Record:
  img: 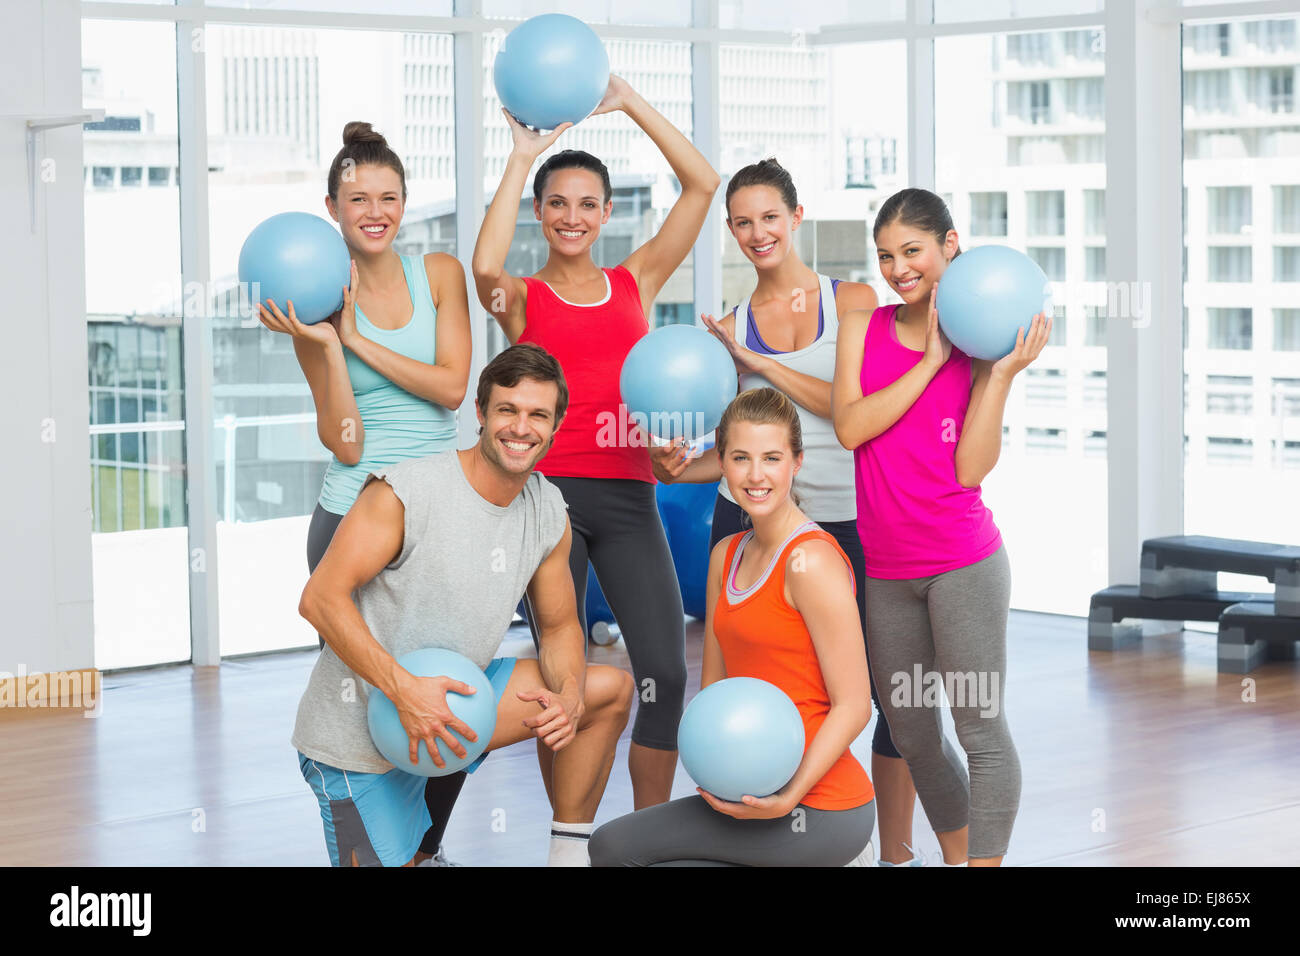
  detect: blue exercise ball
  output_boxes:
[621,325,738,441]
[934,245,1053,361]
[366,648,497,776]
[678,677,805,802]
[238,212,350,325]
[493,14,610,131]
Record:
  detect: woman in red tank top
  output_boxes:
[588,388,876,866]
[471,75,719,809]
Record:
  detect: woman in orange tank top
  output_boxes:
[589,388,876,866]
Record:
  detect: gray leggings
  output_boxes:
[589,796,875,867]
[863,545,1020,859]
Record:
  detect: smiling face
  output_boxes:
[475,377,563,478]
[327,163,405,252]
[726,184,802,272]
[534,166,611,256]
[873,219,960,307]
[720,421,803,521]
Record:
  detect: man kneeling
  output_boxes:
[292,343,633,867]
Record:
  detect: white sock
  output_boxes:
[547,820,593,867]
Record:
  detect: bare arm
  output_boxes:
[831,292,948,450]
[339,253,471,409]
[471,116,572,344]
[292,332,365,466]
[523,519,587,746]
[608,77,720,314]
[777,539,871,807]
[700,538,730,689]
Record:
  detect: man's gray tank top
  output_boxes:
[291,450,568,773]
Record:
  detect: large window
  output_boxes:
[717,41,907,313]
[83,19,191,670]
[938,28,1107,616]
[1183,16,1300,564]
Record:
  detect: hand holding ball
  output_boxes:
[238,212,350,325]
[493,14,610,131]
[934,245,1053,361]
[620,324,738,441]
[678,677,805,802]
[367,648,498,776]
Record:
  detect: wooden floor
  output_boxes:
[2,612,1298,866]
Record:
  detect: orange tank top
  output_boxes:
[712,522,875,811]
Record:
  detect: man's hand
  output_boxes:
[392,673,479,770]
[516,686,584,752]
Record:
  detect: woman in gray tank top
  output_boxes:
[650,158,925,867]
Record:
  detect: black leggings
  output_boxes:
[524,476,686,751]
[307,502,466,855]
[707,494,901,759]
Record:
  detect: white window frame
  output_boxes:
[80,0,1295,658]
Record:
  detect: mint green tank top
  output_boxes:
[318,253,459,514]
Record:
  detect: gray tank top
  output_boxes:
[292,450,569,773]
[718,274,857,522]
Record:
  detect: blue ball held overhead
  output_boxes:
[620,324,738,441]
[493,14,610,131]
[238,212,350,325]
[678,677,805,802]
[366,648,498,776]
[934,244,1053,361]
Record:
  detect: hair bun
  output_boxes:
[342,121,387,147]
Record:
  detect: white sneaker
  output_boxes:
[844,841,876,867]
[878,841,927,867]
[415,845,461,867]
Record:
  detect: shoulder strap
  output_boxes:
[817,274,839,332]
[733,293,754,350]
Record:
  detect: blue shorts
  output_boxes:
[299,656,516,867]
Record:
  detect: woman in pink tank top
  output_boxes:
[832,189,1050,867]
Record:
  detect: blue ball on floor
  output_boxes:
[678,677,805,802]
[935,245,1053,360]
[366,648,497,776]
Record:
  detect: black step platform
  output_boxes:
[1217,602,1300,674]
[1088,586,1269,651]
[1140,535,1300,615]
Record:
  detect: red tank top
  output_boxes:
[712,523,875,811]
[518,266,654,482]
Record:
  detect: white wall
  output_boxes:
[0,0,95,675]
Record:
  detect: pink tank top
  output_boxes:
[853,305,1002,579]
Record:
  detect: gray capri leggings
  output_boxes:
[524,475,686,751]
[589,796,875,867]
[863,545,1020,859]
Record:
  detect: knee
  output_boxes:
[587,820,621,868]
[588,666,635,723]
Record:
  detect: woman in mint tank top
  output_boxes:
[652,158,930,867]
[256,121,470,867]
[832,188,1051,867]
